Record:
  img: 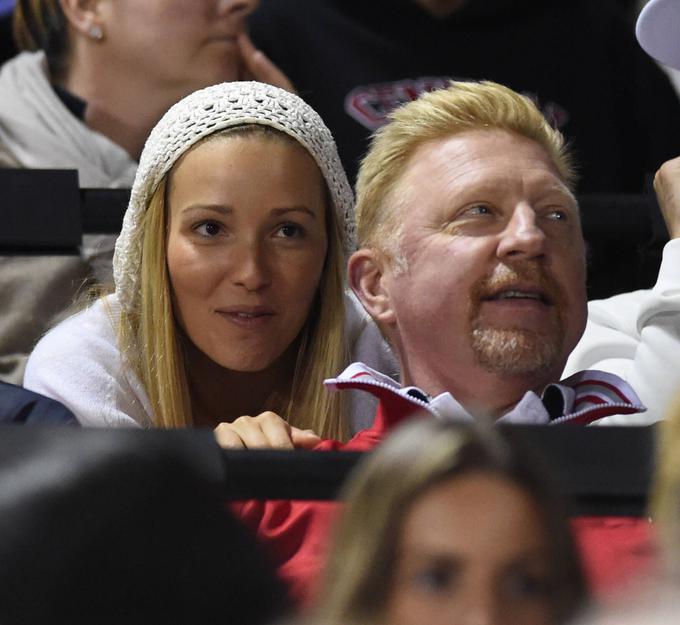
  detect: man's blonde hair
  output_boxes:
[355,80,575,251]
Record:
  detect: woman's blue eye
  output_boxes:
[194,221,221,237]
[276,224,304,238]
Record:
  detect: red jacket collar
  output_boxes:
[325,362,646,426]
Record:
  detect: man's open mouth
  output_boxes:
[483,288,551,305]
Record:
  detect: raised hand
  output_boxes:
[654,156,680,240]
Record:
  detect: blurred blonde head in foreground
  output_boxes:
[314,420,588,625]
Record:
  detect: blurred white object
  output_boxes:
[637,0,680,95]
[637,0,680,69]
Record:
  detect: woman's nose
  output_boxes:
[229,242,272,292]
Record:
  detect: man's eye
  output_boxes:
[465,204,492,216]
[275,223,305,238]
[194,221,222,237]
[546,209,568,221]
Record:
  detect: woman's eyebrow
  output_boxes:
[270,206,318,219]
[180,204,233,216]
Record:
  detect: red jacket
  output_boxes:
[233,363,651,604]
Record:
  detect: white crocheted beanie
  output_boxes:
[113,81,355,313]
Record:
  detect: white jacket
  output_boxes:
[564,238,680,424]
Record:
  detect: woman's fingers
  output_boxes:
[290,427,322,449]
[259,412,296,449]
[237,32,295,93]
[213,412,298,449]
[214,422,247,449]
[213,413,321,450]
[230,415,273,448]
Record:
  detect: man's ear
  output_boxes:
[348,248,396,326]
[59,0,105,40]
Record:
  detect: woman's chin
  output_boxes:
[208,349,287,375]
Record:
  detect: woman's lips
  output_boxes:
[215,307,276,328]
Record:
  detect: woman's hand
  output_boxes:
[237,32,296,93]
[214,411,321,449]
[654,156,680,240]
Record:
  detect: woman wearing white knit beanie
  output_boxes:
[23,81,395,445]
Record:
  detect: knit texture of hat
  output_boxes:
[113,81,355,314]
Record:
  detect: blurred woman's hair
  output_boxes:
[13,0,69,79]
[316,420,588,625]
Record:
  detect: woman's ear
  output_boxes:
[59,0,105,40]
[348,249,396,326]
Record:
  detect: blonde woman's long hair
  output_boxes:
[118,126,349,439]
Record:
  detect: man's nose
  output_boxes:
[496,203,546,261]
[230,241,271,292]
[217,0,258,19]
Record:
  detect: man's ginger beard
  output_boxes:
[469,264,566,376]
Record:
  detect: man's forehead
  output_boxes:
[387,129,579,229]
[389,129,572,203]
[406,128,561,177]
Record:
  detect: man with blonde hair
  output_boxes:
[235,82,652,604]
[333,80,644,424]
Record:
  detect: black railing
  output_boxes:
[0,169,129,253]
[0,424,656,515]
[220,425,656,516]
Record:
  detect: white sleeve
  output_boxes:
[23,298,153,428]
[564,239,680,425]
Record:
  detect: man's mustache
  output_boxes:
[469,263,566,310]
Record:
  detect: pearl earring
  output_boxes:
[88,25,104,41]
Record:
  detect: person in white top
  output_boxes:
[562,193,680,425]
[562,0,680,424]
[3,0,290,170]
[1,0,293,384]
[24,81,395,446]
